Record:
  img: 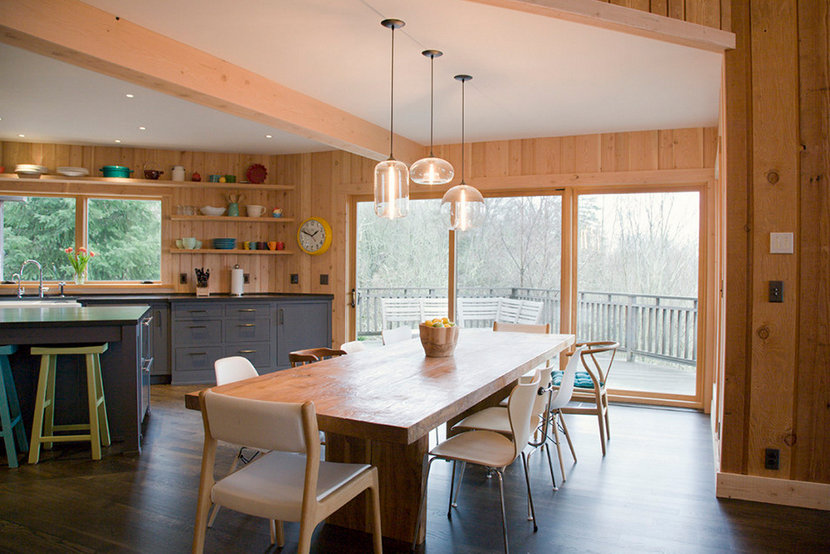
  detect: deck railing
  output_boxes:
[356,287,697,365]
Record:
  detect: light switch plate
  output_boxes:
[770,232,794,254]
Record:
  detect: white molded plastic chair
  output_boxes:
[413,371,542,554]
[381,325,412,345]
[214,355,258,386]
[193,390,383,553]
[340,340,366,354]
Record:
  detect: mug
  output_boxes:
[224,174,236,183]
[208,174,221,183]
[242,241,250,250]
[267,241,277,251]
[276,241,285,251]
[257,241,267,250]
[182,237,196,249]
[249,241,258,250]
[175,239,183,249]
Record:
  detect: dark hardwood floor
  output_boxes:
[0,385,827,553]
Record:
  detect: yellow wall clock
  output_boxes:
[297,216,332,255]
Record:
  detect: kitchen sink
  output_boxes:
[0,299,81,308]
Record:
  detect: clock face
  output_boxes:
[298,218,330,254]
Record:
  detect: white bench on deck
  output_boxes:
[380,297,544,329]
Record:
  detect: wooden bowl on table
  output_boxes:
[419,323,459,358]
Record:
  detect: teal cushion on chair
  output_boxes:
[552,370,600,389]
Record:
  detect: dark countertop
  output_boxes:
[0,293,334,305]
[0,305,150,328]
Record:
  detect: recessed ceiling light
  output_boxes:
[114,139,122,143]
[17,134,24,138]
[138,126,146,131]
[265,134,272,139]
[125,93,135,98]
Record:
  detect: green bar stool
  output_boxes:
[28,343,111,464]
[0,345,28,468]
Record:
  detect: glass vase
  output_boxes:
[74,273,85,285]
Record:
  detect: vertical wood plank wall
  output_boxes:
[722,0,830,486]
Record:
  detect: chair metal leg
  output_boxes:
[447,460,457,519]
[521,452,538,531]
[412,455,436,552]
[543,442,558,490]
[451,461,466,508]
[495,469,509,554]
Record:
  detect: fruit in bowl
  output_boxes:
[419,318,459,357]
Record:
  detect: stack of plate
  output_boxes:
[57,166,90,177]
[213,238,236,250]
[15,164,48,178]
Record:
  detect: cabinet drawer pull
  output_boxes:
[238,349,256,354]
[188,325,207,329]
[188,352,207,356]
[238,309,256,312]
[189,310,207,314]
[238,323,255,327]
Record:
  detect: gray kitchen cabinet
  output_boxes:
[275,299,332,369]
[150,304,170,379]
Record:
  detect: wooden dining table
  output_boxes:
[185,328,574,545]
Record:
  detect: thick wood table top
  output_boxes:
[186,329,574,444]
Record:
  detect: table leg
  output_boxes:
[325,432,429,545]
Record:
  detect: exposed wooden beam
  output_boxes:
[463,0,735,52]
[0,0,424,163]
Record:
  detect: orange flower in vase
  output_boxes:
[65,246,95,285]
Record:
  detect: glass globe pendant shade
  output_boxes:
[410,156,454,185]
[374,158,410,219]
[440,183,485,231]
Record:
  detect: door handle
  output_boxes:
[350,288,360,308]
[279,308,284,325]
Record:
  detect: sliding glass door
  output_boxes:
[576,191,700,397]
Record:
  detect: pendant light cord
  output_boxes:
[429,55,435,157]
[460,77,465,183]
[389,25,395,160]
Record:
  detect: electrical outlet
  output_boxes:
[320,274,329,285]
[764,448,780,470]
[179,273,187,285]
[769,281,783,303]
[243,273,250,284]
[290,274,299,284]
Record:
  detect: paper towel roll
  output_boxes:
[231,267,244,296]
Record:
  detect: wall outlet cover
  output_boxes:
[179,273,187,284]
[290,274,299,284]
[243,273,250,284]
[320,274,329,285]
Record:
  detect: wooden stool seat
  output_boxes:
[0,345,28,468]
[28,343,110,464]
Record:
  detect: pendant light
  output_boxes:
[440,75,485,231]
[410,50,454,185]
[374,18,409,220]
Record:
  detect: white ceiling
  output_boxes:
[0,0,722,155]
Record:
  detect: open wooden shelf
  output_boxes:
[168,248,293,255]
[170,215,294,223]
[0,174,294,191]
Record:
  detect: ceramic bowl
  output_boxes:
[246,205,265,217]
[200,206,226,216]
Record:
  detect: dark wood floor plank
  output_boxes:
[0,386,827,553]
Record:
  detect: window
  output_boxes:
[1,196,76,281]
[87,198,161,282]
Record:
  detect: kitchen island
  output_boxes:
[0,304,151,454]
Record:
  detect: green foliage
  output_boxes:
[3,197,75,280]
[2,196,161,282]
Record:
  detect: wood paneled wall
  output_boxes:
[721,0,830,487]
[602,0,724,29]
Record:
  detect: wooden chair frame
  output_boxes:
[560,341,619,456]
[288,347,347,367]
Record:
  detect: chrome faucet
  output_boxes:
[19,259,44,298]
[11,273,23,298]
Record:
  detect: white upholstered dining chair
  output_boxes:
[193,390,383,553]
[413,370,542,554]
